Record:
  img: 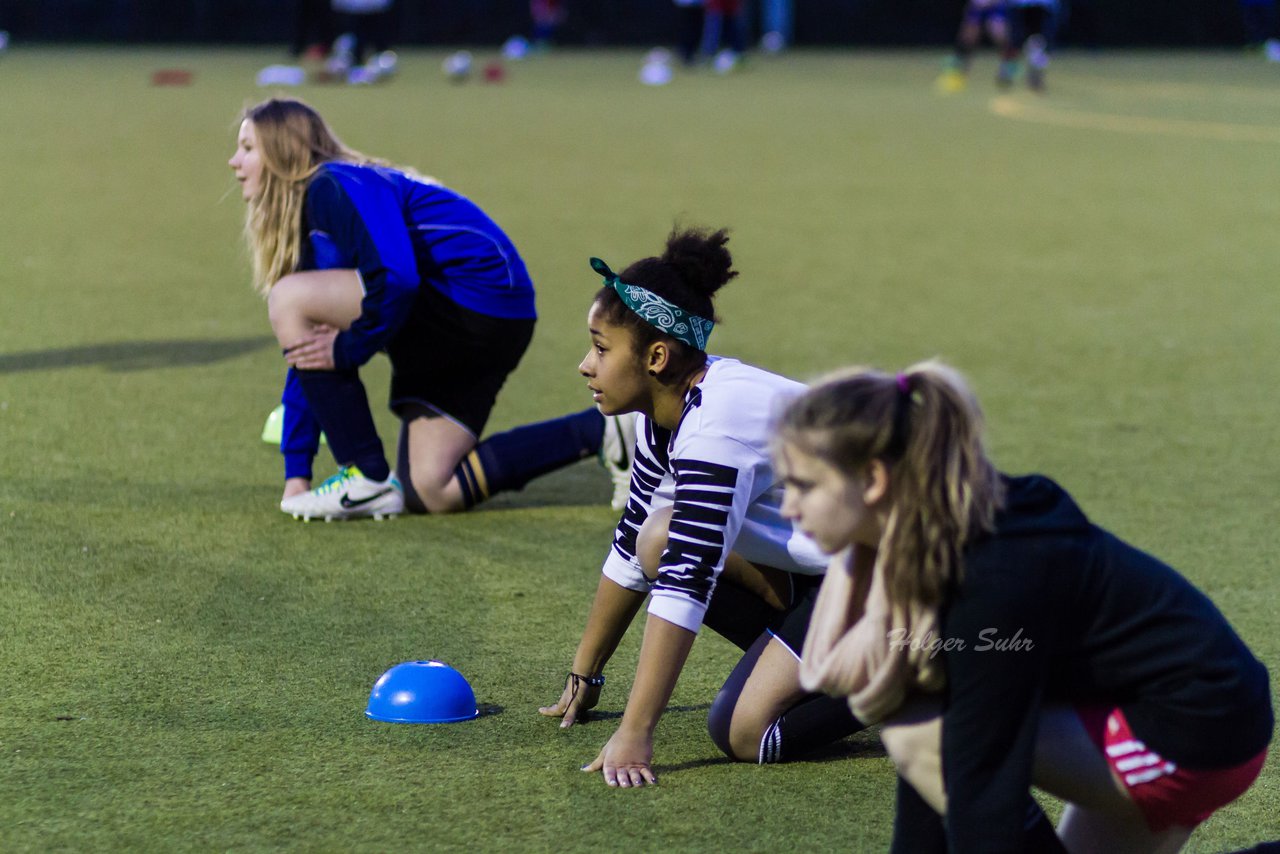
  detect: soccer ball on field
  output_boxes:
[442,50,473,82]
[638,47,673,86]
[501,35,530,60]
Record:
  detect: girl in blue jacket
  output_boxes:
[229,98,626,520]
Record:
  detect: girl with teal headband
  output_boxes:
[539,226,864,786]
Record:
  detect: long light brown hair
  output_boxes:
[238,98,377,296]
[778,360,1004,642]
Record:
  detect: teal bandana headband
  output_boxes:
[589,257,714,351]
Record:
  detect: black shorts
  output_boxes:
[385,283,536,437]
[767,573,823,658]
[703,572,823,657]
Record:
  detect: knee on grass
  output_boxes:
[707,689,770,763]
[396,463,465,514]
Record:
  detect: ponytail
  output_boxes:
[879,363,1003,612]
[778,360,1004,685]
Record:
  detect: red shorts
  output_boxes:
[1076,705,1268,831]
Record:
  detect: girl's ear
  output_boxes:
[864,459,890,506]
[646,342,670,377]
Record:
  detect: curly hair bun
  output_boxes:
[661,226,737,298]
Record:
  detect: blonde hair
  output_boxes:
[778,360,1004,688]
[238,98,380,296]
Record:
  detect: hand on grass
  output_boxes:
[283,324,339,371]
[538,674,600,728]
[283,478,311,500]
[581,729,657,788]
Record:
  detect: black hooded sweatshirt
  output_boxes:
[926,474,1272,853]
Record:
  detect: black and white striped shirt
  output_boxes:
[601,357,827,633]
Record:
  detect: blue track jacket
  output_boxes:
[279,162,535,480]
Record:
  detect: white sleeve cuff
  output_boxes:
[602,547,651,593]
[647,590,707,635]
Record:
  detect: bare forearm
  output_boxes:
[619,614,696,736]
[579,615,695,787]
[572,576,646,676]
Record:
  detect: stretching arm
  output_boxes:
[582,614,696,787]
[539,576,646,727]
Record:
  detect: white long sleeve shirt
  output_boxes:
[602,357,827,633]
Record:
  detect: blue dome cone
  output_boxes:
[366,660,479,724]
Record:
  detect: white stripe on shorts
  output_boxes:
[1115,752,1163,773]
[1106,739,1146,758]
[1125,761,1178,787]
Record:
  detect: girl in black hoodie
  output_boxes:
[775,360,1272,853]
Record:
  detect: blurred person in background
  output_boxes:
[327,0,398,82]
[758,0,792,52]
[935,0,1019,93]
[674,0,705,66]
[1239,0,1280,58]
[530,0,567,51]
[291,0,334,61]
[1014,0,1056,90]
[701,0,748,71]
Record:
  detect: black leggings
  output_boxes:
[700,577,864,763]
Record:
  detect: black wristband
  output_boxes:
[569,671,605,688]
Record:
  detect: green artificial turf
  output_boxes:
[1,46,1278,851]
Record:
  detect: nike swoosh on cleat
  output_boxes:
[339,488,394,509]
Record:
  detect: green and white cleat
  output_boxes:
[280,466,404,521]
[600,413,638,512]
